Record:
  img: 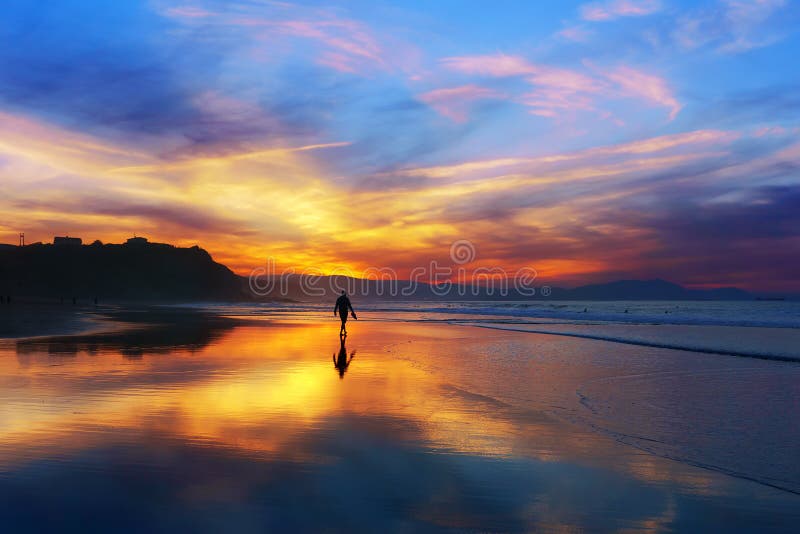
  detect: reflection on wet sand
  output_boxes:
[0,319,798,531]
[14,308,242,359]
[333,333,355,379]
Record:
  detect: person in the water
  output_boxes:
[334,290,357,335]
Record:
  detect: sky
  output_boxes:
[1,0,799,291]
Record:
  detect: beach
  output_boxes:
[0,302,107,338]
[1,304,799,532]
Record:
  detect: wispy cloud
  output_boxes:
[439,54,680,121]
[258,18,384,72]
[523,65,606,117]
[557,25,593,42]
[161,3,390,75]
[386,129,737,179]
[580,0,661,21]
[673,0,788,53]
[163,5,213,18]
[440,54,535,77]
[599,65,682,120]
[417,85,505,122]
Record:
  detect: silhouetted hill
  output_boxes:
[0,240,245,301]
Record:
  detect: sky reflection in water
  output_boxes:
[0,320,797,532]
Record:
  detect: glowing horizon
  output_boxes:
[1,1,799,291]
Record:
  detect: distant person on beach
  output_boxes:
[334,290,357,335]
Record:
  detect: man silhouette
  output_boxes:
[334,290,357,335]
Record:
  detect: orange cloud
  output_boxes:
[0,110,358,273]
[0,107,771,288]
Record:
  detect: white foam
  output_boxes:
[463,322,800,361]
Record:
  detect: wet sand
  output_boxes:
[0,314,798,532]
[0,302,103,338]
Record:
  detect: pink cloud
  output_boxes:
[595,129,738,155]
[232,18,384,71]
[162,5,388,75]
[752,125,800,138]
[558,26,593,42]
[580,0,661,21]
[521,88,597,118]
[600,65,681,120]
[441,54,607,118]
[529,66,604,94]
[164,6,213,19]
[440,54,535,77]
[275,20,383,63]
[521,68,603,117]
[388,128,738,180]
[317,52,360,74]
[418,85,505,122]
[440,55,682,122]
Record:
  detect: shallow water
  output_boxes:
[191,299,800,328]
[1,318,798,532]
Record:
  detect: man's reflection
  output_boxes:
[333,333,355,379]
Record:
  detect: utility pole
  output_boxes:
[19,233,24,247]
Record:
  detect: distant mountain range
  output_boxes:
[255,274,753,301]
[0,239,759,302]
[559,278,752,301]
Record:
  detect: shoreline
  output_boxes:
[5,302,800,361]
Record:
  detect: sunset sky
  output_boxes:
[1,0,799,290]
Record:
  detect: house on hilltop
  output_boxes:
[125,236,148,246]
[53,236,82,246]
